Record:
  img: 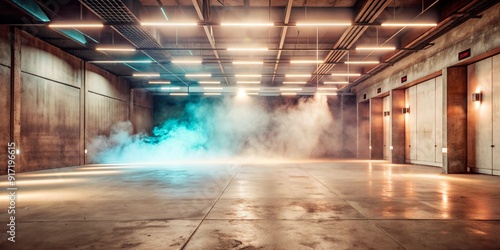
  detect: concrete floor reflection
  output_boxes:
[1,160,499,249]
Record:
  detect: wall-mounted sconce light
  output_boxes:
[383,111,390,116]
[402,107,410,114]
[472,92,482,102]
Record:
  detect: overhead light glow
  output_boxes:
[318,87,338,90]
[49,22,103,28]
[296,22,351,26]
[344,61,379,64]
[324,81,348,84]
[221,23,273,27]
[90,60,152,64]
[227,48,268,51]
[246,92,259,95]
[283,81,307,84]
[237,81,260,84]
[172,60,202,64]
[356,46,396,51]
[232,61,263,65]
[186,73,211,77]
[161,87,180,90]
[149,81,171,84]
[235,74,261,77]
[96,47,136,52]
[204,93,221,96]
[381,23,437,27]
[316,93,338,96]
[198,81,220,84]
[204,87,223,90]
[170,93,188,96]
[280,88,302,91]
[133,73,160,77]
[290,60,323,64]
[285,74,311,77]
[141,22,197,26]
[281,92,297,96]
[240,88,260,91]
[331,73,361,76]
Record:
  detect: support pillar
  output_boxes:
[357,101,370,158]
[443,67,468,173]
[10,27,21,171]
[370,98,384,159]
[391,90,406,163]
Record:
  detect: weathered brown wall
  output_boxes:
[18,31,83,172]
[0,28,152,174]
[0,26,11,175]
[86,63,130,136]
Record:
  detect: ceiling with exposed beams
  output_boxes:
[1,0,497,96]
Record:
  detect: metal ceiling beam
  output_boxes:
[351,0,497,90]
[309,0,392,83]
[271,0,293,85]
[192,0,228,85]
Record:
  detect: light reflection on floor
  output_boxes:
[0,159,499,249]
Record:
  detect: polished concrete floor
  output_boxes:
[1,159,500,249]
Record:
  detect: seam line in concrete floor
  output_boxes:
[179,164,243,250]
[297,164,409,250]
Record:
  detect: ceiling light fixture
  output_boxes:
[204,87,223,90]
[185,73,211,77]
[296,22,351,26]
[281,92,297,96]
[240,88,260,91]
[381,23,437,27]
[221,22,273,27]
[290,60,323,64]
[160,87,180,90]
[344,61,379,64]
[331,73,361,76]
[149,81,171,84]
[170,93,189,96]
[133,73,160,77]
[316,93,338,96]
[95,47,136,52]
[198,81,220,84]
[280,88,302,91]
[49,22,103,28]
[318,87,338,90]
[355,46,396,51]
[204,93,222,96]
[141,22,197,26]
[90,60,152,64]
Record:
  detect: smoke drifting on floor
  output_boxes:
[88,95,344,163]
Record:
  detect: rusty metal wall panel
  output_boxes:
[20,73,80,171]
[86,92,129,138]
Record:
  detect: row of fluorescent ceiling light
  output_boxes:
[48,21,437,28]
[159,86,339,96]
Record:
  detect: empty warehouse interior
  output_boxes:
[0,0,499,249]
